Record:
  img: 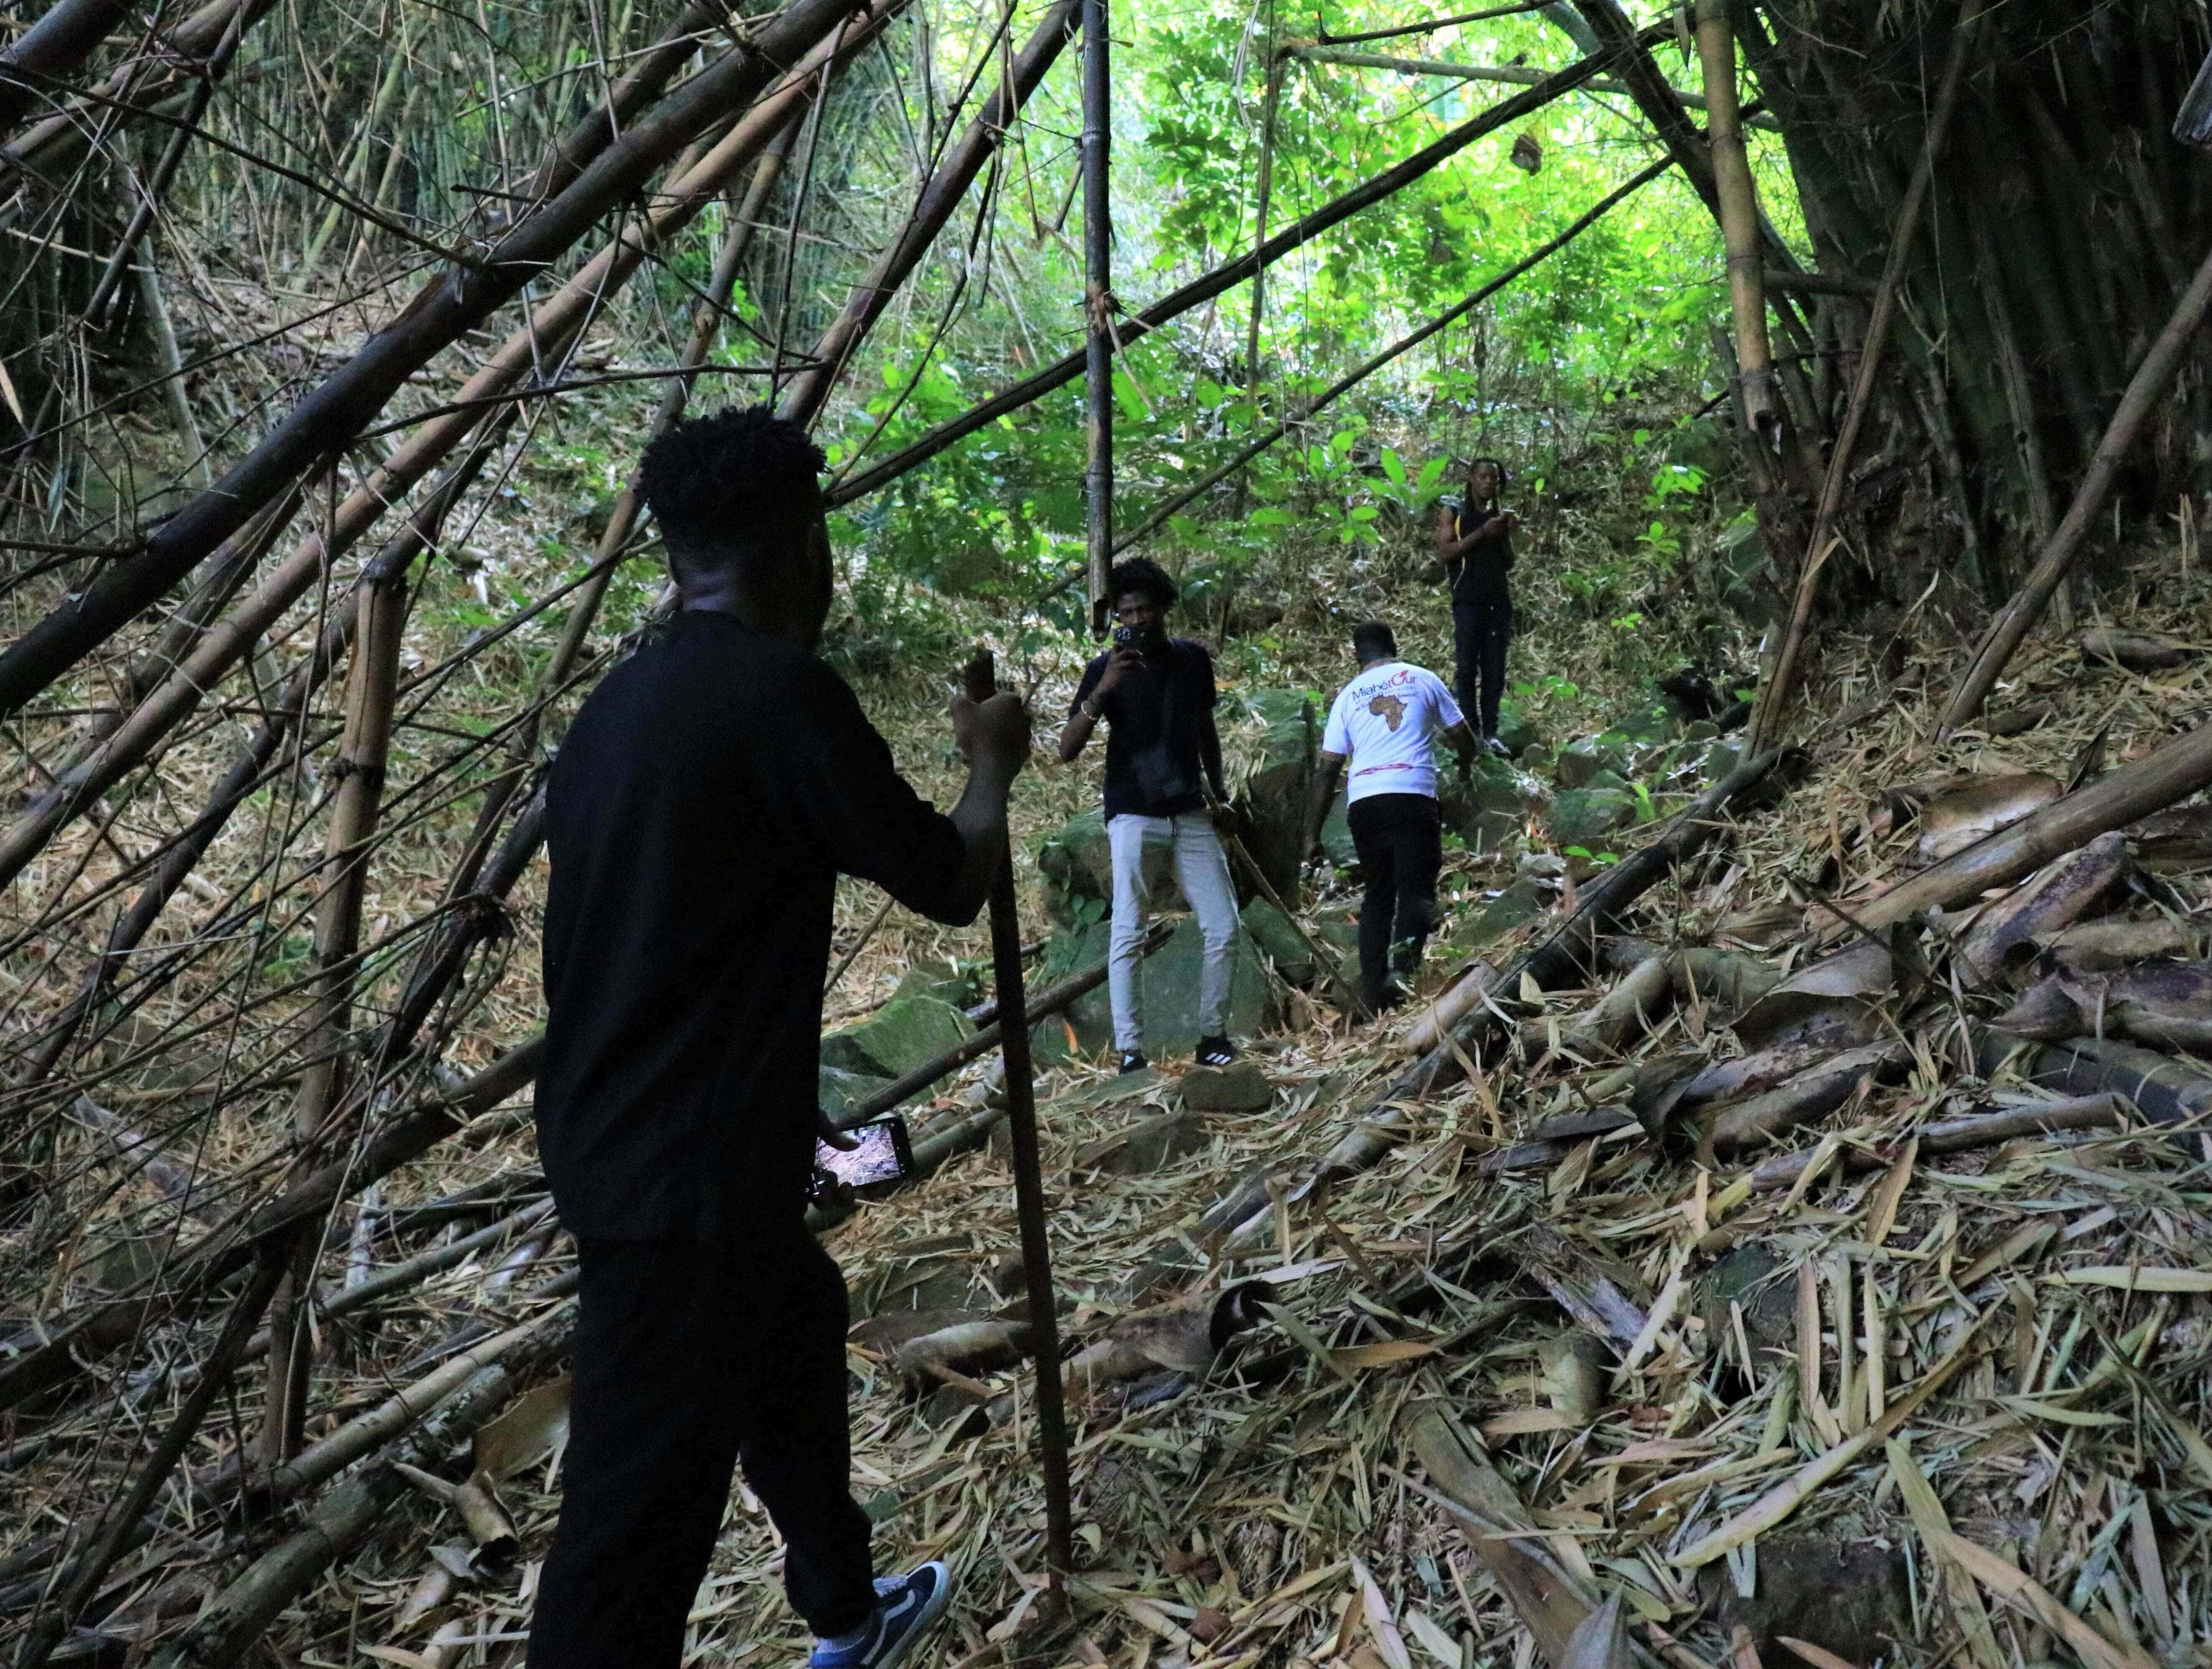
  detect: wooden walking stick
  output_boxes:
[961,649,1076,1584]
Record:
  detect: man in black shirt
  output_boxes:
[528,406,1029,1669]
[1057,558,1240,1073]
[1434,456,1518,752]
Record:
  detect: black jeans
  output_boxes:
[1347,794,1442,1005]
[1452,592,1511,738]
[527,1228,875,1669]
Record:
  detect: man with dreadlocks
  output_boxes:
[528,406,1030,1669]
[1434,455,1519,753]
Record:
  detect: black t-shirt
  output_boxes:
[538,611,968,1241]
[1069,637,1217,819]
[1447,504,1514,604]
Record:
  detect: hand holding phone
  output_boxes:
[811,1114,914,1200]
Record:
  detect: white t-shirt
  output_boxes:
[1321,661,1465,804]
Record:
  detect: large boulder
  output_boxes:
[1439,756,1546,853]
[892,957,979,1009]
[1554,736,1629,789]
[1039,808,1189,926]
[1240,895,1313,984]
[818,1063,896,1121]
[1057,916,1277,1057]
[1228,688,1320,903]
[821,994,973,1081]
[1610,701,1677,745]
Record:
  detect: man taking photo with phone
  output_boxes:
[1058,557,1241,1074]
[529,405,1030,1669]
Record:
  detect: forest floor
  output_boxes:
[12,429,2212,1669]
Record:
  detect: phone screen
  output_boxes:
[814,1119,911,1189]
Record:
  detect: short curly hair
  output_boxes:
[1106,556,1177,610]
[637,405,827,570]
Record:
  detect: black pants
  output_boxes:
[527,1228,875,1669]
[1347,794,1442,1005]
[1452,592,1511,738]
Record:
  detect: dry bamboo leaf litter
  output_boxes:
[10,577,2212,1669]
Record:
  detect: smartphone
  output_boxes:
[813,1115,914,1190]
[1111,625,1136,647]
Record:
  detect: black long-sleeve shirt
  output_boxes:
[538,611,968,1240]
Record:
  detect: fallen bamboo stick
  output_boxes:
[141,1311,575,1669]
[0,920,1161,1414]
[1284,43,1780,127]
[0,0,132,143]
[1747,1093,2124,1191]
[13,1250,286,1668]
[1831,718,2212,940]
[1125,751,1785,1288]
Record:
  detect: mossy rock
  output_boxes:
[1241,896,1313,983]
[892,957,979,1009]
[1555,736,1629,790]
[821,994,973,1081]
[818,1064,896,1120]
[1038,807,1190,927]
[1453,875,1550,949]
[1547,786,1636,852]
[1610,700,1677,744]
[1058,918,1277,1057]
[1439,756,1545,854]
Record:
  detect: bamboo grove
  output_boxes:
[0,0,2210,1662]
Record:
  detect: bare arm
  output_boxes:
[1441,718,1479,778]
[1437,507,1518,567]
[930,692,1030,925]
[1058,648,1137,762]
[1305,752,1346,858]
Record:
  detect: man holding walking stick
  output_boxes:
[528,406,1030,1669]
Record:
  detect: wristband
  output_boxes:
[1081,698,1103,721]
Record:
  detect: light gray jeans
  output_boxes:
[1107,812,1238,1055]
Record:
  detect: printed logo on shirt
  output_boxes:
[1367,693,1406,731]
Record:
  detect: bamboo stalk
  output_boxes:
[12,1249,285,1669]
[1939,232,2212,734]
[1747,0,1982,755]
[962,650,1073,1580]
[1836,717,2212,940]
[261,545,415,1465]
[0,1042,541,1414]
[141,1310,574,1669]
[0,0,133,138]
[1284,44,1780,127]
[1694,0,1778,446]
[1080,0,1113,630]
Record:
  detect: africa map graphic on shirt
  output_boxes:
[1367,693,1406,731]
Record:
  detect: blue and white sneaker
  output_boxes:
[810,1562,954,1669]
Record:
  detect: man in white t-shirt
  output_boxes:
[1303,621,1478,1009]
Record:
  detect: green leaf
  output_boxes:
[1380,448,1407,488]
